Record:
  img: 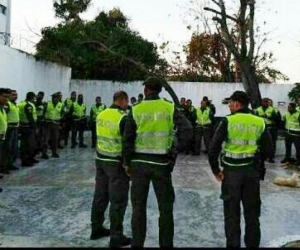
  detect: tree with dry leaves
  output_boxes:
[204,0,263,107]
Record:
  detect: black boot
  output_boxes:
[90,227,110,240]
[109,235,132,248]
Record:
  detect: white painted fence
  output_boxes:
[0,45,71,101]
[70,80,295,117]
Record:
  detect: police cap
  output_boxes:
[229,91,249,106]
[51,93,59,98]
[142,76,166,92]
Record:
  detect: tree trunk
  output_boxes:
[239,60,261,109]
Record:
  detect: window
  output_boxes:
[0,4,6,15]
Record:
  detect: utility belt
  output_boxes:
[20,122,31,128]
[44,119,61,125]
[286,129,300,137]
[195,124,212,129]
[73,116,86,122]
[221,153,257,170]
[8,122,19,128]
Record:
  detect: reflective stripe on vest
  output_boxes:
[7,101,19,124]
[132,99,174,155]
[0,108,7,138]
[91,104,106,120]
[256,106,275,125]
[224,113,265,160]
[73,102,86,119]
[96,108,126,157]
[45,101,63,121]
[196,108,211,126]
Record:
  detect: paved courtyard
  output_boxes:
[1,138,300,247]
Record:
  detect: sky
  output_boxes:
[10,0,300,84]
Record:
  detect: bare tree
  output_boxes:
[204,0,262,108]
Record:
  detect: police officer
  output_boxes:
[203,96,216,116]
[183,99,197,154]
[62,91,76,146]
[281,103,300,164]
[90,91,131,248]
[0,88,10,176]
[123,76,193,247]
[296,96,300,112]
[41,93,64,159]
[193,100,214,155]
[208,91,273,248]
[255,97,278,163]
[35,91,46,154]
[56,91,65,149]
[4,89,19,171]
[70,94,87,148]
[18,92,39,167]
[89,96,106,148]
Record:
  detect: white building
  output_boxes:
[0,0,11,45]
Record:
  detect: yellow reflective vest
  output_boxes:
[224,113,265,160]
[6,101,19,125]
[96,108,126,157]
[132,99,174,155]
[0,107,7,139]
[45,101,63,121]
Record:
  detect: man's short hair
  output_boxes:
[143,76,166,93]
[0,88,11,95]
[229,91,249,107]
[26,92,36,100]
[113,91,128,102]
[289,102,296,108]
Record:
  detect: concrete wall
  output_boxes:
[70,80,294,117]
[0,0,10,45]
[0,45,71,101]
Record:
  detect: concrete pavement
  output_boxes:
[0,141,300,247]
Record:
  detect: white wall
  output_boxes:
[0,45,71,102]
[0,0,10,45]
[70,80,294,117]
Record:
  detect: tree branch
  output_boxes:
[80,40,149,73]
[248,1,255,60]
[204,7,238,22]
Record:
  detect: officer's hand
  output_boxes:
[215,172,224,182]
[125,166,131,177]
[259,167,266,181]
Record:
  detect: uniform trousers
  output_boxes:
[221,168,261,248]
[284,132,300,161]
[42,122,60,155]
[71,119,86,146]
[91,160,129,237]
[194,125,213,154]
[19,126,36,163]
[3,127,18,169]
[130,162,175,247]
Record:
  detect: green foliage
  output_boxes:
[36,5,161,81]
[53,0,91,22]
[288,83,300,102]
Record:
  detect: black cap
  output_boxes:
[229,91,249,106]
[51,93,59,98]
[143,76,166,92]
